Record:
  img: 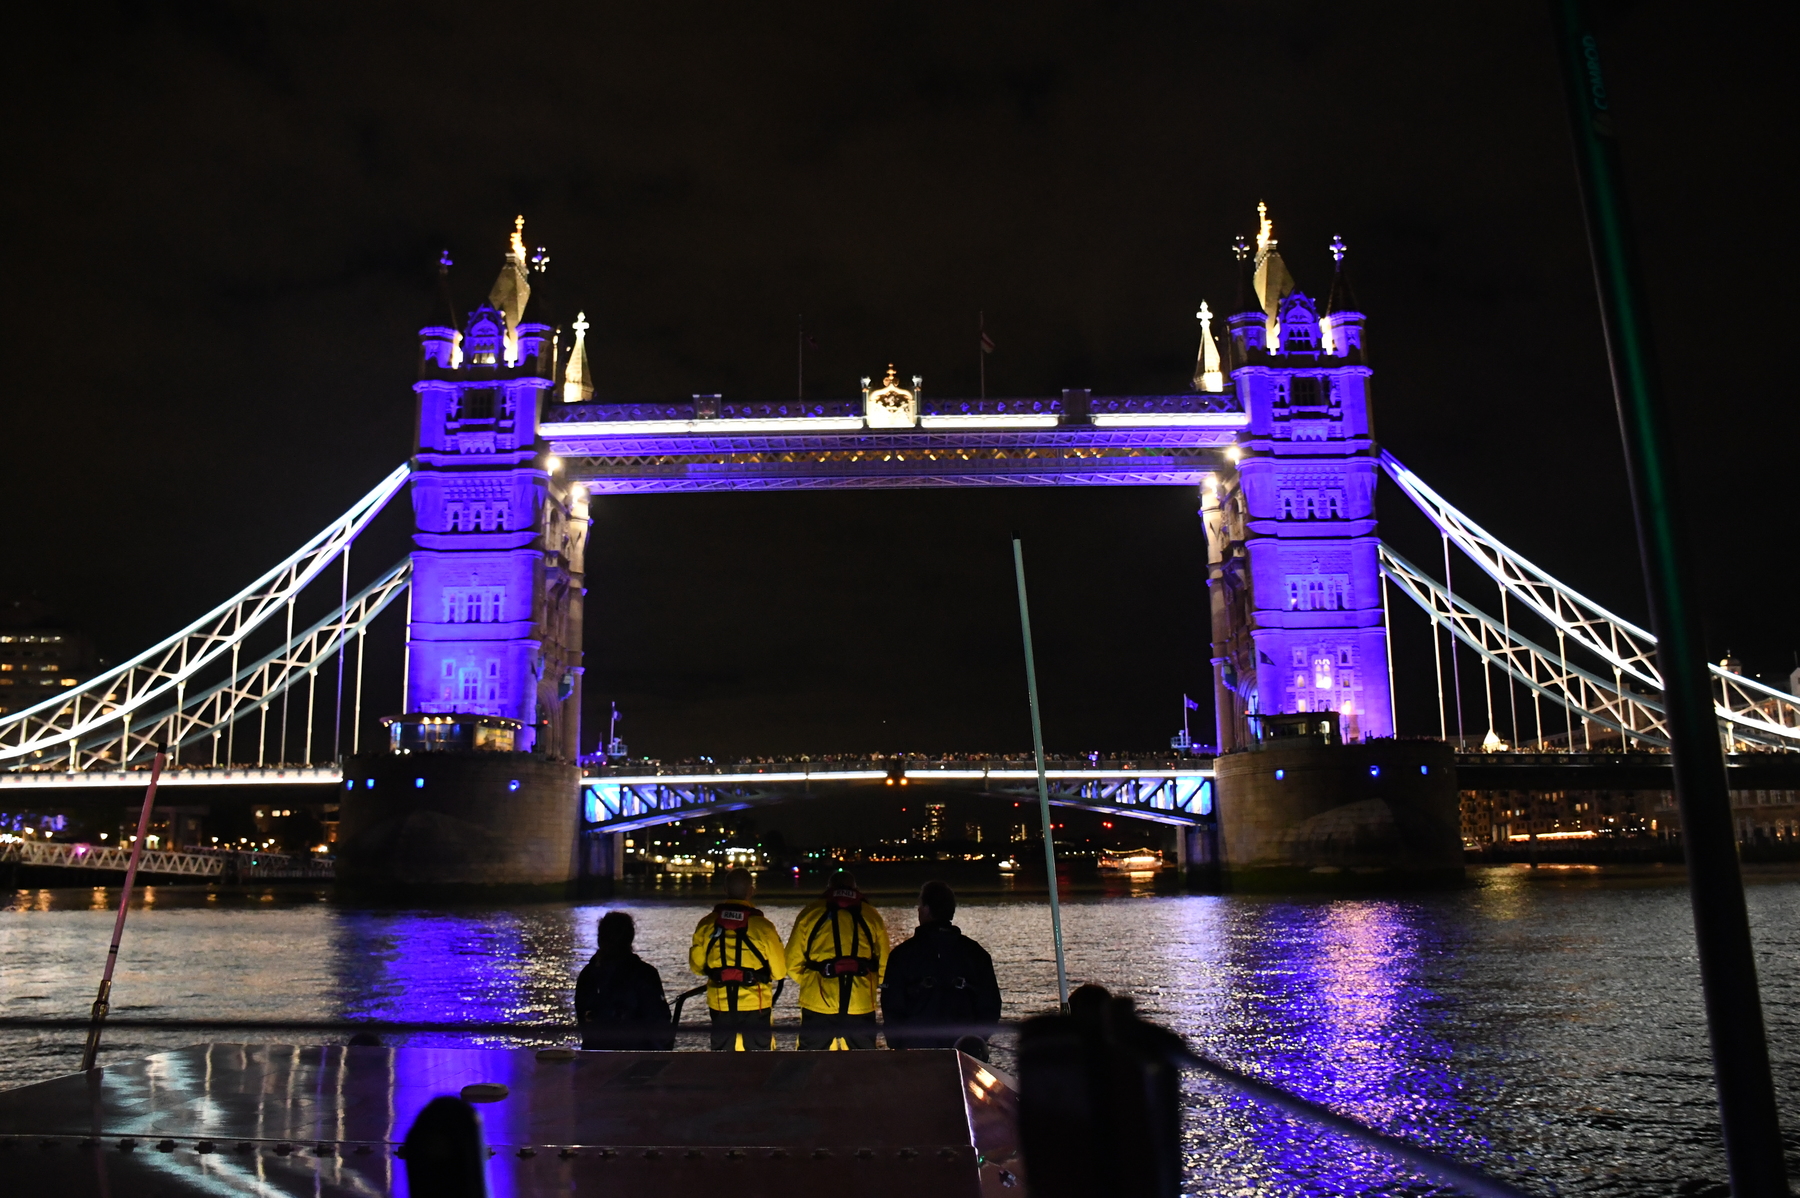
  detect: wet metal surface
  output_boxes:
[0,1044,1021,1196]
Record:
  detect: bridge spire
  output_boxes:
[1193,301,1223,393]
[488,215,533,360]
[1323,236,1365,357]
[1226,234,1266,365]
[1252,201,1295,351]
[562,311,594,404]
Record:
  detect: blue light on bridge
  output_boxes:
[365,778,375,789]
[1369,765,1381,778]
[1275,769,1285,781]
[414,777,424,789]
[508,780,520,792]
[1420,765,1430,775]
[343,780,353,791]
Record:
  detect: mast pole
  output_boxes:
[1012,536,1070,1013]
[80,751,165,1071]
[1549,4,1786,1191]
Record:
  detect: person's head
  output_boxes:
[1069,983,1112,1024]
[825,869,859,906]
[724,867,755,900]
[918,880,956,925]
[597,911,636,957]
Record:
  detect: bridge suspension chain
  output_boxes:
[1380,449,1666,687]
[1380,451,1800,749]
[1379,543,1800,752]
[0,464,412,770]
[66,558,414,771]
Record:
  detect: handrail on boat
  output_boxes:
[0,1013,1533,1197]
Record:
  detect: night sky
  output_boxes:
[3,0,1793,760]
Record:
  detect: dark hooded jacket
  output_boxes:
[880,921,1002,1049]
[575,951,674,1050]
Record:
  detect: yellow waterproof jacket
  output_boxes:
[689,903,788,1012]
[784,894,890,1015]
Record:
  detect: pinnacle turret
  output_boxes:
[1225,234,1267,363]
[1193,301,1224,392]
[1322,236,1365,357]
[563,312,594,403]
[487,216,533,355]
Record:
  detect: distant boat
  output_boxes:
[1098,848,1163,873]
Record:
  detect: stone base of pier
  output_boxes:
[335,752,580,891]
[1213,740,1463,890]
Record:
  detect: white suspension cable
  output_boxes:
[0,464,410,769]
[1381,450,1800,750]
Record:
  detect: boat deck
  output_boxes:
[0,1043,1022,1196]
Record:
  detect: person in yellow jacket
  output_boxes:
[784,870,890,1050]
[689,868,788,1051]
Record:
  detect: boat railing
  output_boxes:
[0,1012,1532,1197]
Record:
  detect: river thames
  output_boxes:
[4,865,1798,1195]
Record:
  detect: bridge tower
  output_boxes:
[1205,209,1390,749]
[1204,207,1460,887]
[404,218,587,757]
[338,219,591,890]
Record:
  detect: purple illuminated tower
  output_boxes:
[337,220,590,891]
[1206,208,1390,751]
[405,218,587,759]
[1205,207,1459,887]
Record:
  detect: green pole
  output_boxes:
[1012,537,1071,1014]
[1548,4,1787,1192]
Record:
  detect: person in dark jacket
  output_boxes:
[880,881,1002,1059]
[575,911,674,1050]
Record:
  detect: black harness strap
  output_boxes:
[804,898,881,1015]
[706,906,772,1013]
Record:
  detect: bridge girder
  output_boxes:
[579,769,1214,833]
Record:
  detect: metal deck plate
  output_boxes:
[0,1043,1022,1196]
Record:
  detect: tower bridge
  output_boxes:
[5,208,1798,889]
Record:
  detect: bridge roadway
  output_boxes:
[580,758,1216,832]
[5,753,1799,830]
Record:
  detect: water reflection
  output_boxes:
[330,910,573,1046]
[5,872,1799,1195]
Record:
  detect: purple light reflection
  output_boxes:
[1183,900,1483,1195]
[331,911,555,1049]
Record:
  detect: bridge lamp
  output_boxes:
[1226,446,1242,463]
[546,455,563,473]
[1368,765,1381,778]
[414,777,425,789]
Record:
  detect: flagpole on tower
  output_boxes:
[797,314,804,401]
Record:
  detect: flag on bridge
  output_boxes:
[1183,695,1200,711]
